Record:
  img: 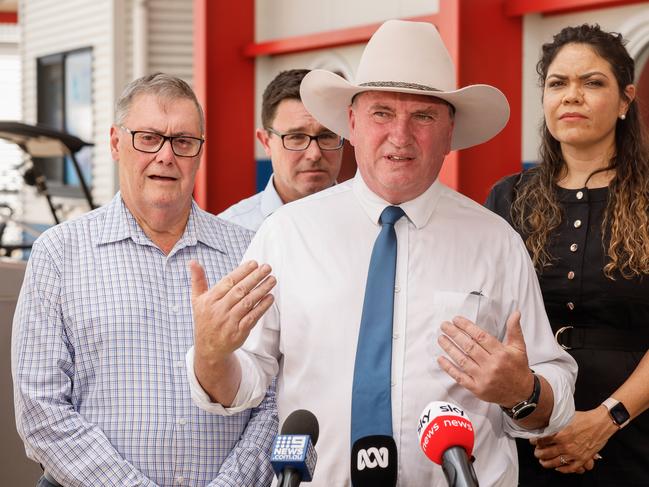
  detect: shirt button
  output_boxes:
[576,191,584,200]
[574,220,582,228]
[175,476,185,485]
[567,302,575,310]
[570,243,578,252]
[175,360,185,368]
[394,285,401,293]
[392,333,399,340]
[391,381,396,387]
[171,304,180,314]
[567,271,575,280]
[177,418,187,425]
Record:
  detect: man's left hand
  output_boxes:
[437,311,534,407]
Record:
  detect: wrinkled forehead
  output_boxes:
[352,90,454,112]
[129,92,201,122]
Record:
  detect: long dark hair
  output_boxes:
[511,24,649,278]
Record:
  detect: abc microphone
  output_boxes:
[351,435,398,486]
[417,401,479,487]
[271,409,319,487]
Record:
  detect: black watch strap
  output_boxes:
[501,373,541,420]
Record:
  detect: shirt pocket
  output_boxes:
[425,291,503,375]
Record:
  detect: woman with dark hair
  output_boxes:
[486,24,649,486]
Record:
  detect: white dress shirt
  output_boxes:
[188,173,577,487]
[218,175,284,231]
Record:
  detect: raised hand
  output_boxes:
[190,259,276,404]
[437,311,535,408]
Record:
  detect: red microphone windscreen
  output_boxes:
[417,401,475,465]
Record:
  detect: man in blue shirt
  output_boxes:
[218,69,344,231]
[12,73,277,487]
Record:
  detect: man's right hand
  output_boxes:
[190,259,276,404]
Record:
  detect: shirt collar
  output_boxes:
[96,192,135,245]
[352,171,443,229]
[97,192,225,253]
[260,175,285,219]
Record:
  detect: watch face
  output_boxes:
[610,403,630,425]
[512,402,537,420]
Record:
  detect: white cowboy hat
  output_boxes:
[300,19,510,151]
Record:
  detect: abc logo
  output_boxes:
[357,447,389,470]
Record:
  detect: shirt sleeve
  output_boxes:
[187,217,283,414]
[498,231,578,439]
[209,379,278,487]
[11,240,159,487]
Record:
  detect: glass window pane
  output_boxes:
[36,55,64,183]
[64,49,93,186]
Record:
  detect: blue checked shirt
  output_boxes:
[12,193,278,487]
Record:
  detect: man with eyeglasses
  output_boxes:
[12,73,277,487]
[218,69,343,231]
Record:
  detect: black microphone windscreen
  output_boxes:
[281,409,320,446]
[351,435,398,487]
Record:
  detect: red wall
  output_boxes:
[456,0,523,203]
[193,0,255,213]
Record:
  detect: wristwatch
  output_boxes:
[501,373,541,420]
[602,397,631,428]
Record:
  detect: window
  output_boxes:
[36,48,93,196]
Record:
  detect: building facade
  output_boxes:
[17,0,193,225]
[8,0,649,222]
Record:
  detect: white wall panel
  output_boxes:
[147,0,193,84]
[256,0,439,41]
[20,0,115,223]
[0,31,23,245]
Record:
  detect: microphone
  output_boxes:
[417,401,479,487]
[350,435,398,486]
[271,409,319,486]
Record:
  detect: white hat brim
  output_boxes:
[301,69,510,151]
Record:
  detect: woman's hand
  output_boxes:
[531,408,618,473]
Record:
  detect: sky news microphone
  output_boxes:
[271,409,319,487]
[351,435,398,486]
[417,401,479,487]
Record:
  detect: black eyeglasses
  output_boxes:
[120,126,205,157]
[266,127,344,151]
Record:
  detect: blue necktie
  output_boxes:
[351,205,405,444]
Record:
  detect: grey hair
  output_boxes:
[114,73,205,134]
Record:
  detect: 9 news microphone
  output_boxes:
[271,409,319,487]
[351,435,398,486]
[417,401,479,487]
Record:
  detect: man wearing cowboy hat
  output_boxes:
[186,20,577,486]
